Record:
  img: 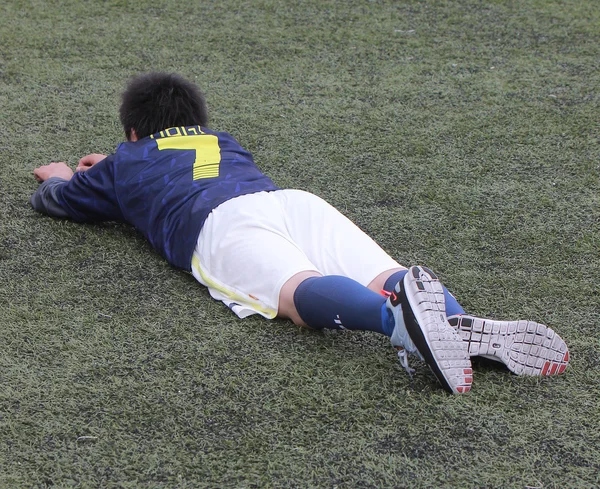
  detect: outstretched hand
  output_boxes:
[33,162,74,183]
[33,153,108,183]
[76,153,107,172]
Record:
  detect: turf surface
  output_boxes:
[1,0,599,487]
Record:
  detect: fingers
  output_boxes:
[77,153,107,171]
[75,164,90,173]
[33,164,51,182]
[33,162,74,182]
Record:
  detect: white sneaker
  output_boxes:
[387,266,473,394]
[447,315,569,376]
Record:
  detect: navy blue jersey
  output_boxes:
[50,126,279,270]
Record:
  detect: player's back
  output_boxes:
[111,126,279,268]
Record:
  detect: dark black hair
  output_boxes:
[119,72,209,140]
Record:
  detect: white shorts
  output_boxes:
[191,189,400,318]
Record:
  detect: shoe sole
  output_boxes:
[393,266,473,394]
[447,315,569,376]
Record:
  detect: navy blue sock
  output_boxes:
[383,269,466,317]
[293,276,393,336]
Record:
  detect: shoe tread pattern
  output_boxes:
[400,266,473,394]
[448,315,569,376]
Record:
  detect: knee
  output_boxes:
[278,270,322,325]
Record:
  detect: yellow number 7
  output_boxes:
[155,134,221,180]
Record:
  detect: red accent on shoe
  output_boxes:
[542,361,551,375]
[564,351,569,362]
[558,364,567,374]
[549,363,559,375]
[465,376,473,384]
[464,368,473,375]
[380,289,392,297]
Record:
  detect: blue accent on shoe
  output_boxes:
[381,303,395,337]
[293,275,388,334]
[383,270,408,293]
[387,291,419,357]
[382,269,465,316]
[444,289,465,316]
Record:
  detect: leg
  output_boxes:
[281,272,393,335]
[192,192,323,320]
[278,270,322,326]
[196,190,395,337]
[275,191,472,393]
[276,190,568,379]
[372,268,466,316]
[279,189,402,287]
[366,267,407,293]
[376,268,569,376]
[285,265,473,394]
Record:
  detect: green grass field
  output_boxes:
[1,0,599,487]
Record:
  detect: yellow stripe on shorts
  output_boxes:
[191,254,277,319]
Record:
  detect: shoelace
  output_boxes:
[396,347,416,377]
[383,288,422,378]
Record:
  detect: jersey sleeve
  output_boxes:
[34,155,125,223]
[58,155,125,222]
[30,177,71,218]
